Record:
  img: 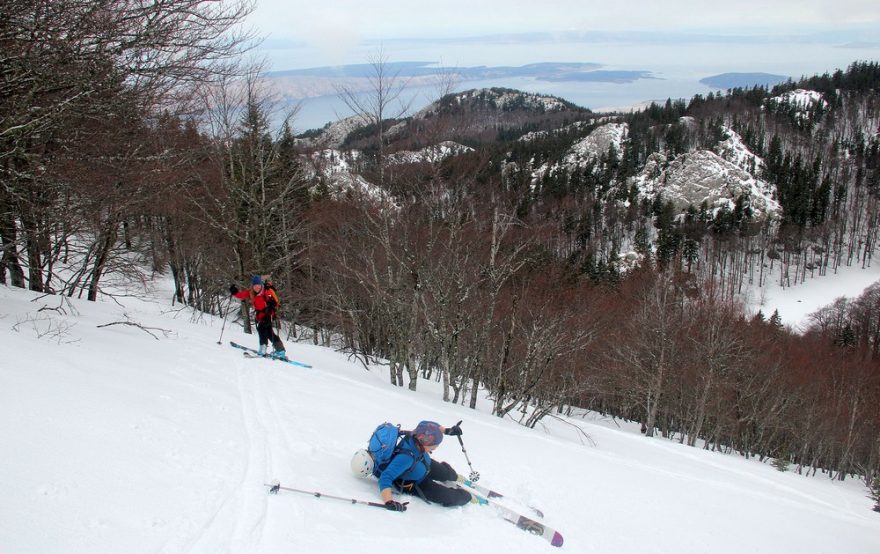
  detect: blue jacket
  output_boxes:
[376,436,431,491]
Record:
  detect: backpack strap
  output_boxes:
[391,437,429,478]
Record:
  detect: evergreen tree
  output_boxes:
[835,324,857,348]
[773,451,790,472]
[769,309,783,330]
[682,238,700,272]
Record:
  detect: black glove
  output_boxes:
[229,284,238,295]
[384,500,407,512]
[266,296,277,310]
[444,421,463,436]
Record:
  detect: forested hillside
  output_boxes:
[1,2,878,494]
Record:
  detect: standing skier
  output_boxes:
[351,421,472,511]
[229,275,286,358]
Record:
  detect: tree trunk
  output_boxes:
[87,218,119,301]
[0,205,26,287]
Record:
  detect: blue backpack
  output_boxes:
[368,423,406,471]
[368,422,426,476]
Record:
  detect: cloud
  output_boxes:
[250,0,880,40]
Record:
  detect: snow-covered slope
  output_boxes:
[770,89,827,111]
[516,120,594,143]
[746,260,880,331]
[715,126,765,175]
[298,115,368,149]
[387,141,474,165]
[430,88,575,115]
[307,149,390,202]
[768,89,828,123]
[2,281,879,554]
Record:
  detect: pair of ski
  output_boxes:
[450,478,563,547]
[230,341,312,368]
[266,478,563,547]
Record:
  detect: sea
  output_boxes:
[257,36,880,132]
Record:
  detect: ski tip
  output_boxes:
[551,532,564,547]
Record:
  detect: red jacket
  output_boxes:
[233,287,279,321]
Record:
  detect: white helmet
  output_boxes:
[350,449,374,478]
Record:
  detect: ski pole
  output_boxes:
[217,296,231,345]
[265,481,407,511]
[453,420,480,482]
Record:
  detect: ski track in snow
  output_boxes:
[157,359,271,554]
[3,282,880,554]
[230,361,271,552]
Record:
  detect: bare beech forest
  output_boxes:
[2,2,879,488]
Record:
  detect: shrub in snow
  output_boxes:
[772,453,790,473]
[872,476,880,512]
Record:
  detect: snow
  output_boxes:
[454,88,571,112]
[307,149,391,203]
[563,122,628,167]
[516,121,594,143]
[771,89,827,110]
[746,260,880,332]
[387,141,474,165]
[768,89,828,123]
[715,126,765,175]
[632,150,781,220]
[2,278,880,553]
[298,115,368,149]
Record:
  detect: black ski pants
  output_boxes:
[398,460,471,507]
[256,316,284,351]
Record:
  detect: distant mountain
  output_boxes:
[319,87,592,151]
[269,62,661,85]
[268,61,602,81]
[265,62,619,103]
[700,72,790,89]
[542,70,657,84]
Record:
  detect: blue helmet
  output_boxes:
[413,421,443,446]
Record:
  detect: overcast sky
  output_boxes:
[248,0,880,43]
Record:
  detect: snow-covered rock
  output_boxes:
[387,141,474,165]
[679,115,699,130]
[632,149,780,220]
[768,89,828,123]
[563,122,628,167]
[297,115,369,149]
[771,89,827,110]
[715,126,765,175]
[307,149,390,203]
[516,120,594,142]
[615,251,645,275]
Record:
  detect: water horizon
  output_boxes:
[257,37,880,132]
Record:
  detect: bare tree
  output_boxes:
[0,0,255,294]
[335,46,413,187]
[608,272,685,437]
